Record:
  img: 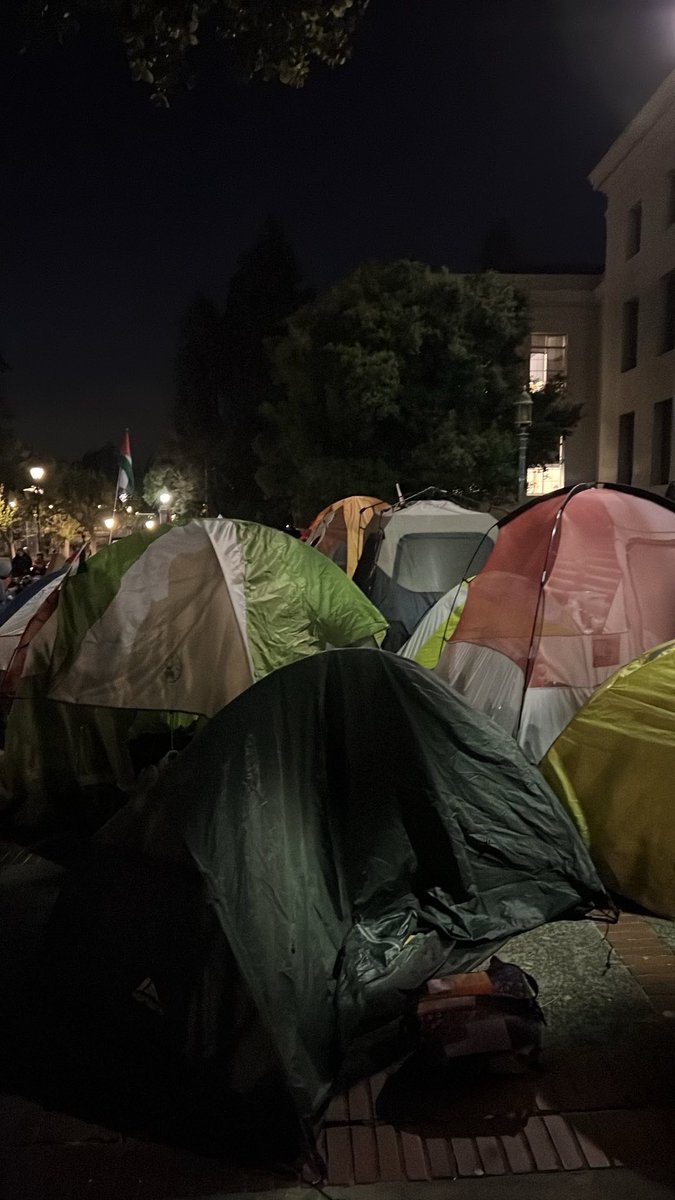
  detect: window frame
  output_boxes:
[651,398,673,486]
[621,297,639,373]
[617,411,635,485]
[528,332,568,392]
[660,270,675,355]
[626,201,642,259]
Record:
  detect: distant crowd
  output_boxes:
[1,547,56,603]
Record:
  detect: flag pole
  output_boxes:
[109,468,121,545]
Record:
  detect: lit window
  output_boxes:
[529,334,567,392]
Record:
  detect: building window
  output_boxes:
[651,398,673,485]
[529,333,567,391]
[617,412,635,485]
[621,298,639,372]
[661,270,675,353]
[626,202,642,258]
[667,172,675,226]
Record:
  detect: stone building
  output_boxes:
[590,68,675,494]
[502,272,602,493]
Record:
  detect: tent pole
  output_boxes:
[108,469,121,545]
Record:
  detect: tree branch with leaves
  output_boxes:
[14,0,371,102]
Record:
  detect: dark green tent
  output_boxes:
[45,650,607,1155]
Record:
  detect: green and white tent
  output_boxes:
[2,519,387,830]
[398,580,469,668]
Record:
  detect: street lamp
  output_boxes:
[514,389,534,505]
[104,517,115,532]
[145,518,157,531]
[159,491,172,525]
[26,465,45,552]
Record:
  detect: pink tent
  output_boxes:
[437,484,675,761]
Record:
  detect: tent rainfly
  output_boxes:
[437,483,675,762]
[541,639,675,919]
[305,495,389,577]
[1,519,387,829]
[354,498,496,651]
[44,650,608,1155]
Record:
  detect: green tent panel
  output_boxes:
[55,650,609,1144]
[1,520,387,831]
[541,638,675,918]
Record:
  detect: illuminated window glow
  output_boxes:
[529,333,567,391]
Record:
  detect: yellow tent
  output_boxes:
[541,640,675,917]
[398,581,469,668]
[305,496,388,578]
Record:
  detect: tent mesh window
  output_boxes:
[392,533,493,595]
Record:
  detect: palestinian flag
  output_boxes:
[118,429,134,498]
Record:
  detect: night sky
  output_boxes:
[2,0,675,467]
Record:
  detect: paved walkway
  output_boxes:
[316,914,675,1190]
[2,912,675,1198]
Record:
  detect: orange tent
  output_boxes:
[305,496,388,577]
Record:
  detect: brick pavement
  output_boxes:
[2,914,675,1198]
[317,914,675,1187]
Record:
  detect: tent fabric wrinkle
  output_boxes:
[356,499,496,652]
[372,501,496,579]
[541,637,675,918]
[398,580,468,668]
[438,484,675,759]
[0,519,387,830]
[78,649,606,1138]
[48,526,254,714]
[305,495,389,577]
[0,572,65,672]
[204,518,255,676]
[235,521,387,679]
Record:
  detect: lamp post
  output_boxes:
[27,465,45,553]
[159,491,172,525]
[514,389,534,505]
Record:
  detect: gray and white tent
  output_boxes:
[354,498,496,650]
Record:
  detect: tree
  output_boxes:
[81,443,120,481]
[42,505,84,553]
[173,294,226,514]
[45,462,111,546]
[257,262,581,521]
[143,457,202,518]
[172,220,310,520]
[0,354,29,495]
[527,376,583,468]
[14,0,370,102]
[218,217,311,519]
[0,486,21,556]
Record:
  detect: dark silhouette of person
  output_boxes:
[11,547,32,577]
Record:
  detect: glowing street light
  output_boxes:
[104,517,115,531]
[159,491,172,525]
[145,518,157,530]
[26,465,46,551]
